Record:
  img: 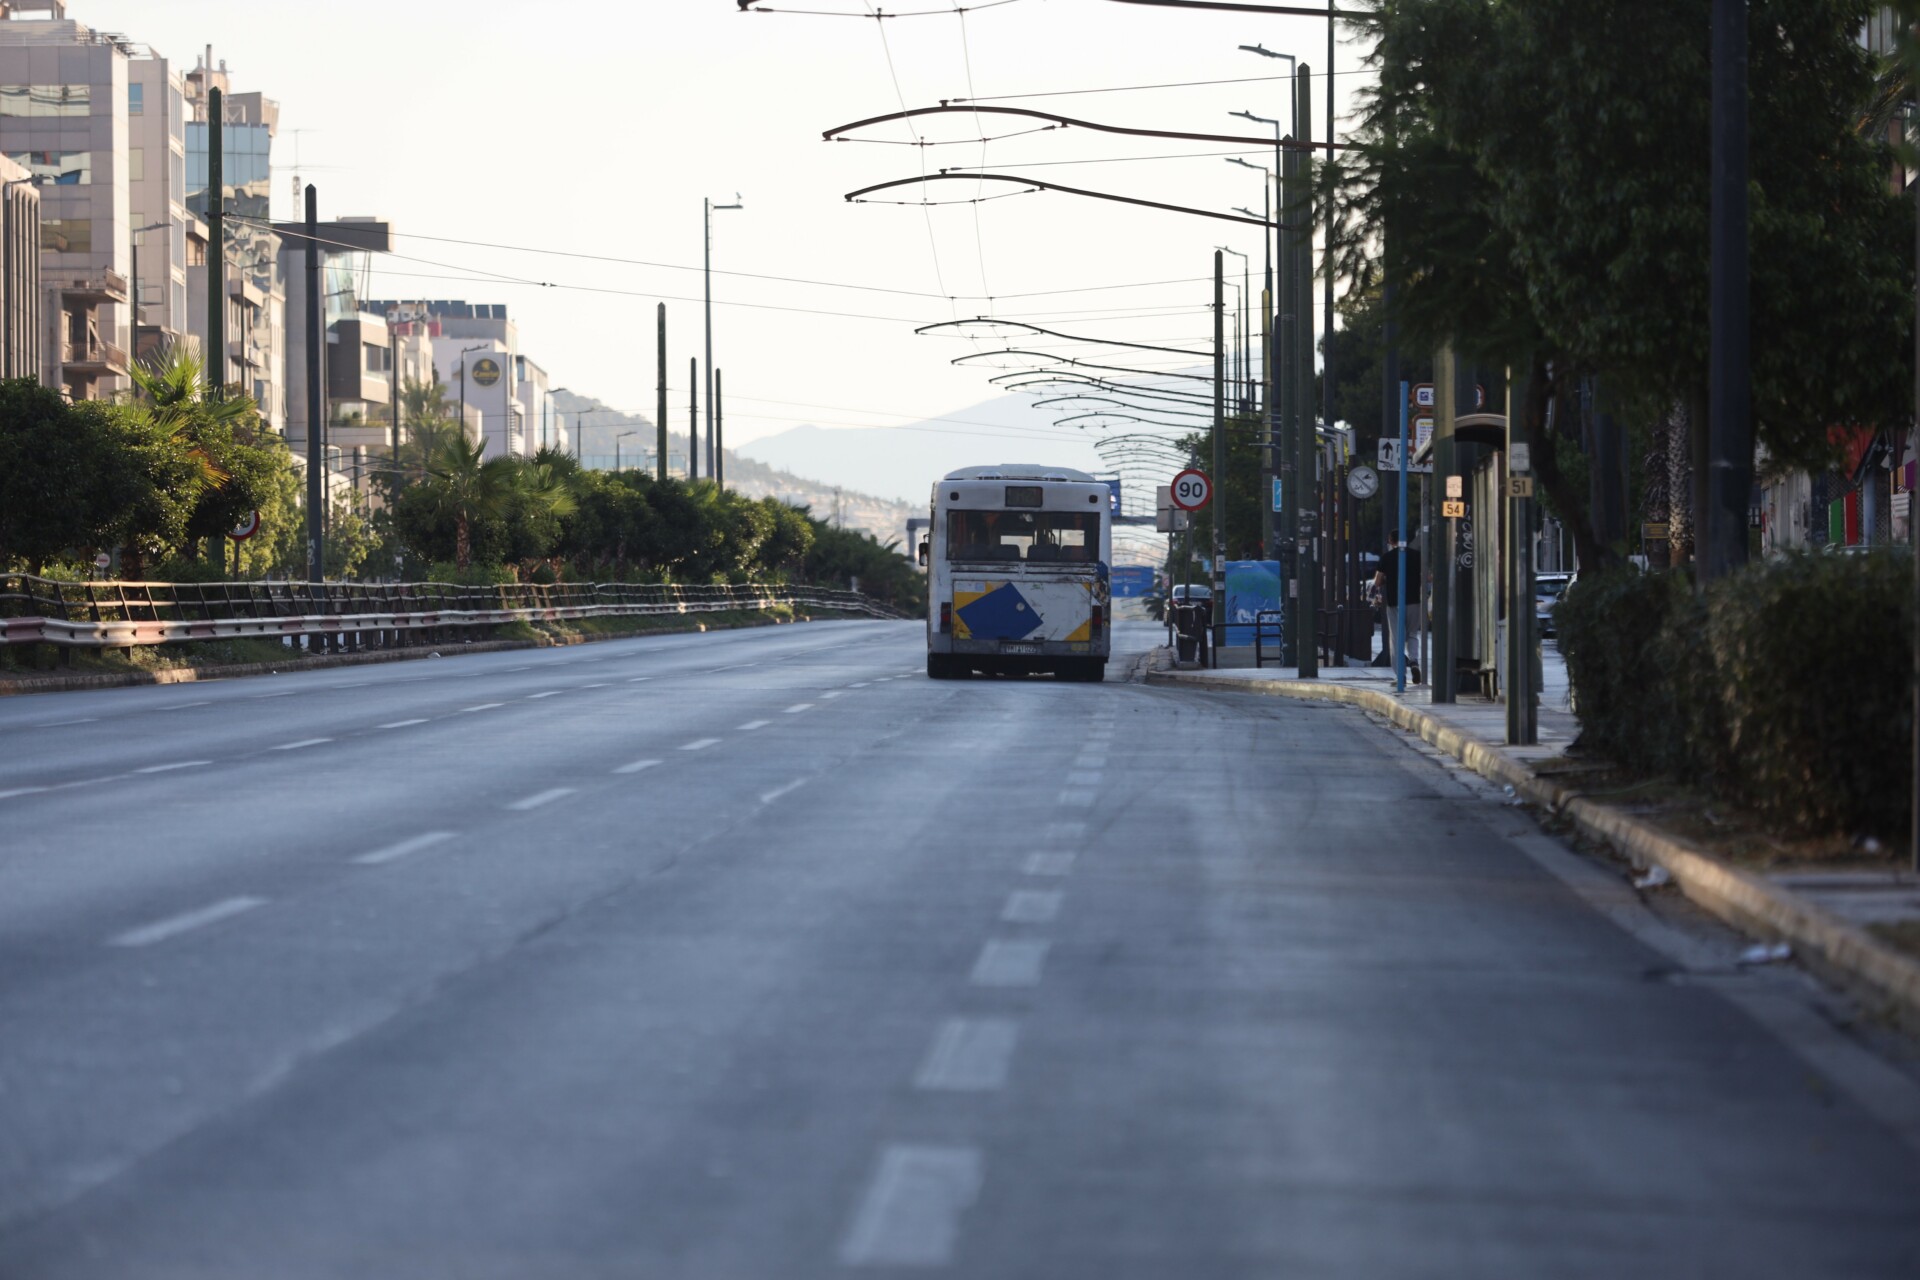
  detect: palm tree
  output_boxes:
[424,434,519,569]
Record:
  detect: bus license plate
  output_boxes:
[1001,642,1041,655]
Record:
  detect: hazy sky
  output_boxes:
[83,0,1371,461]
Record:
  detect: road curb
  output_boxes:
[0,612,847,698]
[1148,667,1920,1025]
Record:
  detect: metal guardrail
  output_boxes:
[0,576,909,650]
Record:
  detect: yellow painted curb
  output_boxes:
[1149,668,1920,1023]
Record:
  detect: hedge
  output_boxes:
[1557,551,1912,839]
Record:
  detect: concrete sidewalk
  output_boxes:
[1147,645,1920,1027]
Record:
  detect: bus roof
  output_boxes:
[941,464,1098,483]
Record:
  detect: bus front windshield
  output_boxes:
[948,509,1099,563]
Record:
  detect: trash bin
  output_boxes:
[1176,633,1198,663]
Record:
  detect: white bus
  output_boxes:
[921,465,1112,681]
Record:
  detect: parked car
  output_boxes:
[1535,572,1574,638]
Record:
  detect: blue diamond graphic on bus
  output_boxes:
[955,583,1042,641]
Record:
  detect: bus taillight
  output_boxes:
[939,602,953,633]
[1091,604,1104,633]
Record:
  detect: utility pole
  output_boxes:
[715,368,725,490]
[689,356,698,481]
[656,302,668,482]
[1279,133,1297,665]
[1212,249,1226,659]
[1294,66,1318,679]
[703,195,743,480]
[206,87,223,400]
[1431,343,1457,703]
[304,183,323,584]
[1506,367,1537,744]
[1707,0,1751,580]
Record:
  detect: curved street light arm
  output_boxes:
[1107,0,1366,17]
[994,372,1217,407]
[958,349,1213,384]
[916,317,1208,358]
[847,173,1273,228]
[823,102,1341,151]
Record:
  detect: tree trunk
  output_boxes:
[1670,391,1700,566]
[1521,354,1613,573]
[1644,410,1672,570]
[456,514,471,570]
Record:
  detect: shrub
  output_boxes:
[1559,551,1913,840]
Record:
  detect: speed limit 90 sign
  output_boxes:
[1170,469,1212,511]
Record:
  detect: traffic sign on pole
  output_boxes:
[1170,469,1212,511]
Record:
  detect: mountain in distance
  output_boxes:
[735,391,1110,507]
[551,388,920,548]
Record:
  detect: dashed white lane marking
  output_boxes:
[969,938,1049,988]
[1002,889,1063,924]
[271,738,333,752]
[1045,822,1086,841]
[1056,788,1096,808]
[820,691,844,700]
[914,1018,1019,1092]
[784,703,814,714]
[1065,770,1102,788]
[354,830,457,866]
[250,692,296,699]
[134,760,212,774]
[1024,852,1076,876]
[737,720,771,731]
[152,700,211,712]
[507,787,575,811]
[849,682,871,689]
[613,758,663,775]
[1074,755,1107,771]
[627,676,654,683]
[378,719,429,729]
[460,703,504,713]
[839,1145,984,1268]
[109,896,266,948]
[334,682,371,690]
[0,786,50,800]
[680,738,722,752]
[503,665,532,672]
[526,691,562,699]
[759,778,807,804]
[583,683,612,689]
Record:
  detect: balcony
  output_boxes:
[60,340,129,374]
[55,271,129,305]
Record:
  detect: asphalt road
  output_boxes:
[1,619,1917,1278]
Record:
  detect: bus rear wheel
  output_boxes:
[1058,659,1106,683]
[927,654,962,679]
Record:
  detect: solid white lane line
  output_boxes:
[737,720,770,731]
[1024,852,1077,877]
[914,1018,1019,1092]
[507,787,575,811]
[1002,889,1064,925]
[680,738,722,752]
[1056,788,1096,808]
[271,738,333,751]
[460,703,504,713]
[1065,770,1102,787]
[613,758,663,775]
[152,700,211,712]
[354,830,457,866]
[1045,822,1086,841]
[839,1145,984,1268]
[759,778,807,804]
[134,760,212,774]
[378,718,430,729]
[784,703,814,713]
[970,939,1049,988]
[0,786,50,800]
[526,691,562,699]
[110,896,266,948]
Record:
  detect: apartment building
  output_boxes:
[367,299,531,458]
[0,1,130,399]
[0,150,40,378]
[125,46,186,365]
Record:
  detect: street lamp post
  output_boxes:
[457,342,487,452]
[129,220,167,367]
[703,194,743,485]
[615,430,638,473]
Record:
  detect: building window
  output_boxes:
[0,84,91,117]
[365,343,390,373]
[41,220,90,254]
[8,150,90,185]
[128,82,144,115]
[128,148,144,183]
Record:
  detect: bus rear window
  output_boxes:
[948,510,1099,562]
